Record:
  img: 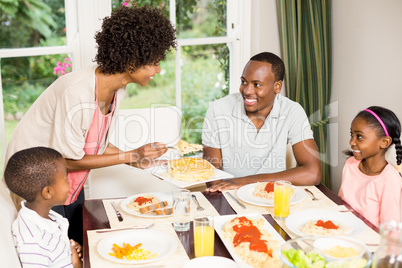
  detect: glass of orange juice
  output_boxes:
[274,180,292,220]
[193,216,214,257]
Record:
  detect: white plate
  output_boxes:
[214,213,285,268]
[120,192,173,218]
[236,183,306,207]
[146,163,234,188]
[97,229,177,264]
[183,256,239,268]
[285,209,366,237]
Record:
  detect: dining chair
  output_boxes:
[0,183,21,267]
[286,143,297,169]
[85,106,183,199]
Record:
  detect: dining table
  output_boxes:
[82,183,380,267]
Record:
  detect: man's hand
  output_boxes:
[206,178,246,192]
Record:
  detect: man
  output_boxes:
[202,52,321,192]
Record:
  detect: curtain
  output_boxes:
[276,0,332,188]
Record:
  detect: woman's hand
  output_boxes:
[129,142,168,169]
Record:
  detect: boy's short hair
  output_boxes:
[4,147,63,202]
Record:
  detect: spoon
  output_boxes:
[191,194,205,211]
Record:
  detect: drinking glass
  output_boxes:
[372,221,402,267]
[193,216,214,257]
[172,189,191,231]
[274,180,292,220]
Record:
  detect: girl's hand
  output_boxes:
[129,142,168,169]
[70,240,83,268]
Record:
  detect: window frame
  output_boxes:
[0,0,250,162]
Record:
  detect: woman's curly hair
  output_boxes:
[95,6,177,74]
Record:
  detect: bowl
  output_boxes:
[313,237,366,262]
[279,236,372,268]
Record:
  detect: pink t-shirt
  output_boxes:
[339,157,402,227]
[66,79,116,205]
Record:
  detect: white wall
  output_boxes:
[331,0,402,192]
[251,0,402,192]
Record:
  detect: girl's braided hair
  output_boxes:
[353,106,402,174]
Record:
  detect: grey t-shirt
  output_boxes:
[202,93,314,177]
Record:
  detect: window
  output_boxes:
[0,0,249,169]
[113,0,246,143]
[0,0,78,167]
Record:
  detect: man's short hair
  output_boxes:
[4,147,63,202]
[250,52,285,82]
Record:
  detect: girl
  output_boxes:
[339,106,402,227]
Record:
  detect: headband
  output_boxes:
[364,109,389,137]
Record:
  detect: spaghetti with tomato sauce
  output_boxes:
[252,182,295,200]
[223,216,280,268]
[126,194,160,213]
[299,219,350,236]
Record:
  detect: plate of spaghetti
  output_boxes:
[214,213,285,268]
[97,229,177,264]
[120,192,173,218]
[285,209,366,237]
[236,182,306,207]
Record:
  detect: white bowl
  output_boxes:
[279,236,372,268]
[183,256,239,268]
[313,237,366,262]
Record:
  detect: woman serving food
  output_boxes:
[3,5,177,244]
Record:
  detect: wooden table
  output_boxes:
[82,184,378,267]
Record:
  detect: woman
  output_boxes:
[4,5,177,243]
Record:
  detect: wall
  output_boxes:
[251,0,402,192]
[331,0,402,191]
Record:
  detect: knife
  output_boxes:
[111,202,123,221]
[227,192,247,209]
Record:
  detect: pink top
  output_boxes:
[339,157,402,227]
[66,77,116,205]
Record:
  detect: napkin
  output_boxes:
[87,222,189,267]
[104,192,219,229]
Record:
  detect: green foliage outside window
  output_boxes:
[1,0,230,145]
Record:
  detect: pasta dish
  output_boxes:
[126,194,160,213]
[222,216,281,268]
[299,219,350,236]
[168,157,214,182]
[252,182,295,199]
[174,140,203,156]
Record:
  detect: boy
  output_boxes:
[4,147,82,268]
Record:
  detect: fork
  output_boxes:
[95,223,155,233]
[304,188,319,201]
[191,194,205,211]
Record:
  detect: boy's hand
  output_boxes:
[70,240,83,268]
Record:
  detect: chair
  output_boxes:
[85,106,183,199]
[0,183,21,267]
[286,143,297,169]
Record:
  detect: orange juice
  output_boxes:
[194,225,214,257]
[274,181,292,220]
